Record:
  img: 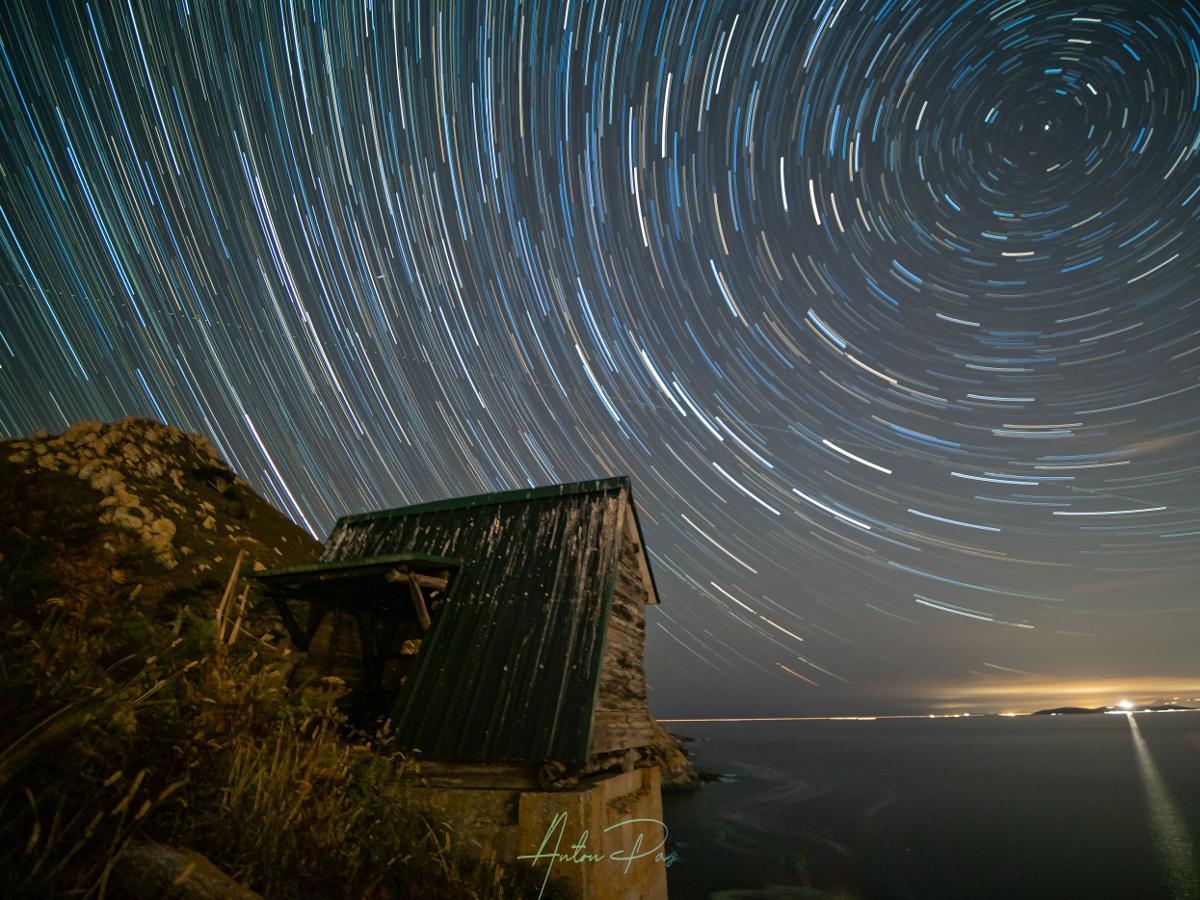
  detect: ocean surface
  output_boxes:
[661,712,1200,899]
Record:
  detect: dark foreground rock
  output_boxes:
[112,842,263,900]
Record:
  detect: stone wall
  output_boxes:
[393,766,669,899]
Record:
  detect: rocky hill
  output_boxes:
[2,417,321,609]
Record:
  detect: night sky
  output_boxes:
[2,1,1199,716]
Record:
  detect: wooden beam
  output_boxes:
[260,569,450,593]
[356,612,381,693]
[303,601,327,647]
[273,597,308,649]
[384,568,449,591]
[406,574,432,631]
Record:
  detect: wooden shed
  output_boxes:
[251,476,662,786]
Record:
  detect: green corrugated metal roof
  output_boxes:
[314,477,657,765]
[335,476,632,524]
[326,476,661,607]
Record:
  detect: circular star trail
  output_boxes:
[2,0,1199,713]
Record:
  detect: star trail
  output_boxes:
[2,0,1199,714]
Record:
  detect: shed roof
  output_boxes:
[319,476,660,765]
[249,552,459,586]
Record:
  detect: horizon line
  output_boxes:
[657,706,1200,723]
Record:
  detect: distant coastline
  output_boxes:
[1031,704,1196,716]
[659,704,1200,723]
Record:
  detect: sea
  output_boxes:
[661,712,1200,899]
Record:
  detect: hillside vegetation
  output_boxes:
[0,417,555,899]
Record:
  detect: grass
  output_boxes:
[0,461,557,899]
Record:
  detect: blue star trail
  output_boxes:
[2,0,1199,714]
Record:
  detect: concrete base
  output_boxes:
[393,765,669,899]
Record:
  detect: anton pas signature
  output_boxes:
[516,811,677,897]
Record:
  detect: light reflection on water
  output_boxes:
[1126,713,1200,899]
[662,712,1200,899]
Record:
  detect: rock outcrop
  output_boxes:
[111,841,264,900]
[646,718,701,790]
[2,417,321,612]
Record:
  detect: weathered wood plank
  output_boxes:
[589,530,655,758]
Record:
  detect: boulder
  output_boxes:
[111,841,262,900]
[63,420,102,442]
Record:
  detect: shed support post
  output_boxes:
[408,574,432,631]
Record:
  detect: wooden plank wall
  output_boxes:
[589,533,656,756]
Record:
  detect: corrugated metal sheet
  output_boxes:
[321,477,638,765]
